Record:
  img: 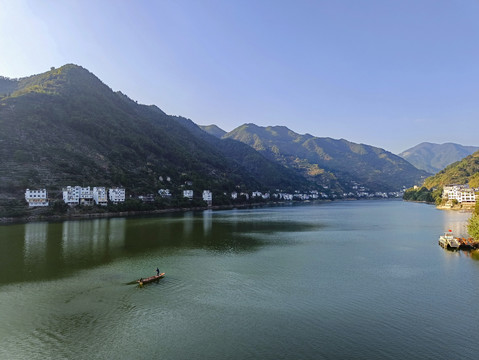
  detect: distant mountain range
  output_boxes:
[399,142,479,174]
[202,123,428,192]
[0,64,428,206]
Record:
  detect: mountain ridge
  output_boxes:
[1,64,428,208]
[222,123,428,192]
[0,64,308,203]
[399,142,479,174]
[199,124,226,138]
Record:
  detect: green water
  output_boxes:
[1,200,478,359]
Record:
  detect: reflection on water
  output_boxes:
[24,222,48,266]
[62,218,126,264]
[203,210,212,236]
[0,206,475,287]
[0,210,319,285]
[441,210,471,237]
[0,218,126,285]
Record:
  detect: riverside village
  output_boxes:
[23,182,408,209]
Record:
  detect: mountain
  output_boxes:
[423,150,479,189]
[223,124,428,192]
[0,64,309,201]
[174,117,310,190]
[199,124,226,138]
[0,76,18,95]
[399,142,479,174]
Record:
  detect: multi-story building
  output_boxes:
[443,184,476,203]
[93,187,108,206]
[202,190,212,205]
[79,186,94,205]
[63,186,81,205]
[109,187,125,204]
[62,186,95,205]
[25,189,49,207]
[183,190,193,199]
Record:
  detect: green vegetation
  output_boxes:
[199,124,227,138]
[468,204,479,240]
[0,63,436,220]
[423,151,479,189]
[0,64,310,217]
[223,124,428,192]
[403,187,436,203]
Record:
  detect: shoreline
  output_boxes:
[404,199,475,212]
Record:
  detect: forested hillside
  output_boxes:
[0,65,308,204]
[423,151,479,189]
[223,124,428,192]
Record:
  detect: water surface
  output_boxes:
[0,200,477,359]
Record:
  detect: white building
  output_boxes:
[278,193,293,201]
[93,187,108,206]
[294,193,310,200]
[443,184,476,203]
[25,189,49,207]
[62,186,94,206]
[309,190,319,199]
[79,186,94,205]
[183,190,193,199]
[158,189,171,198]
[239,192,249,200]
[202,190,212,205]
[252,191,262,198]
[109,187,126,204]
[231,191,238,199]
[63,186,81,205]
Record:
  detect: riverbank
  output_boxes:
[403,199,476,212]
[436,203,476,211]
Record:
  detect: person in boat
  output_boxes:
[156,267,160,276]
[139,278,143,287]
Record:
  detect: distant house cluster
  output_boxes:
[24,186,126,207]
[443,184,476,204]
[230,190,328,201]
[24,181,409,210]
[62,186,125,206]
[344,183,405,199]
[158,189,213,205]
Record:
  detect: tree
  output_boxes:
[469,172,479,188]
[467,213,479,240]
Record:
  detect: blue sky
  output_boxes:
[1,0,478,154]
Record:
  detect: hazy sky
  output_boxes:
[1,0,478,154]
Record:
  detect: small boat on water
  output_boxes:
[137,273,165,285]
[438,231,461,250]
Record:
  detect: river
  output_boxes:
[0,200,477,360]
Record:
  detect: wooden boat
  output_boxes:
[137,273,165,285]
